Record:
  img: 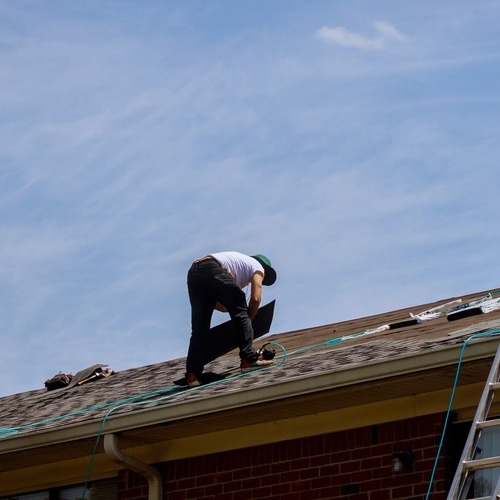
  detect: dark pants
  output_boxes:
[186,259,257,375]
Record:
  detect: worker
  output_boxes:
[185,251,277,387]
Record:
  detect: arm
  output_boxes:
[248,271,263,320]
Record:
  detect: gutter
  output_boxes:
[103,433,162,500]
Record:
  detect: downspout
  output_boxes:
[104,433,163,500]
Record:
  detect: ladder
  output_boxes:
[448,342,500,500]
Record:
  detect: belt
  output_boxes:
[193,256,219,264]
[192,256,234,279]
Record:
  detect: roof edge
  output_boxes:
[1,335,498,454]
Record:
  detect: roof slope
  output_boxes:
[1,288,500,441]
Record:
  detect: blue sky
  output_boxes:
[1,1,500,396]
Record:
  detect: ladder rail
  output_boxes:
[448,343,500,499]
[491,469,500,499]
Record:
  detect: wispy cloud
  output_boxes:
[317,21,408,50]
[1,1,500,396]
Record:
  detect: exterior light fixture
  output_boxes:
[392,450,414,473]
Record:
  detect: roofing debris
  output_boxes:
[329,292,500,343]
[447,293,500,321]
[391,291,500,327]
[44,364,114,391]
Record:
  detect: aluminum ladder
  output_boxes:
[448,343,500,500]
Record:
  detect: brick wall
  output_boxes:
[118,412,459,500]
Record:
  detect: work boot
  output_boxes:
[186,373,200,387]
[240,358,274,373]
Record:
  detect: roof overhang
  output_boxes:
[3,334,498,451]
[1,334,499,494]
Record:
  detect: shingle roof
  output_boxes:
[1,288,500,441]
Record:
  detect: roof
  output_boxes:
[2,287,500,492]
[2,288,500,438]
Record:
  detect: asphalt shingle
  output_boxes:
[1,288,500,439]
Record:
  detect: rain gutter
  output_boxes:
[104,433,162,500]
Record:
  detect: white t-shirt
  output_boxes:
[210,251,264,289]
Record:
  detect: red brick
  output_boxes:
[310,476,331,489]
[204,483,224,496]
[271,483,291,495]
[300,488,322,499]
[291,458,311,470]
[164,492,186,500]
[251,464,271,477]
[392,484,415,498]
[232,489,253,500]
[271,461,290,474]
[340,460,361,473]
[233,467,251,480]
[310,454,333,467]
[251,486,272,499]
[345,494,369,500]
[276,494,302,500]
[351,470,374,483]
[361,456,383,470]
[175,478,193,490]
[291,480,311,492]
[368,489,392,500]
[299,467,319,480]
[361,479,382,493]
[241,478,257,490]
[319,486,341,497]
[319,463,340,476]
[280,471,298,483]
[223,480,242,493]
[185,486,204,499]
[260,474,277,487]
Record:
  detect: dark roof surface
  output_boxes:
[2,288,500,440]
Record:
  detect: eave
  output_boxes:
[2,289,500,494]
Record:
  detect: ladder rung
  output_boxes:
[477,418,500,429]
[463,455,500,471]
[489,382,500,391]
